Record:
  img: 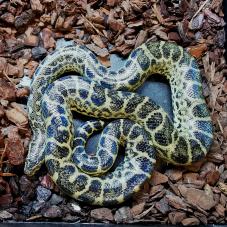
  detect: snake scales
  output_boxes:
[24,41,213,205]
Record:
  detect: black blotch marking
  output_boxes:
[65,54,72,61]
[171,45,181,62]
[78,194,95,205]
[81,164,98,173]
[50,60,58,67]
[68,88,76,94]
[194,132,212,149]
[86,68,95,79]
[129,125,142,139]
[125,60,133,68]
[45,142,56,155]
[130,48,141,59]
[79,89,89,99]
[190,139,204,162]
[84,124,93,134]
[89,180,102,197]
[100,81,113,89]
[56,165,77,195]
[193,103,210,118]
[154,118,173,146]
[191,59,199,69]
[146,42,162,59]
[136,141,152,153]
[185,69,200,81]
[162,42,171,59]
[179,51,191,66]
[146,112,163,130]
[47,125,56,138]
[89,52,98,64]
[50,94,64,104]
[125,95,145,113]
[128,73,140,86]
[42,101,49,118]
[73,138,85,147]
[74,175,88,192]
[45,159,59,176]
[138,101,158,119]
[196,120,213,134]
[119,68,125,74]
[98,65,107,74]
[103,182,122,198]
[110,94,124,111]
[57,106,65,115]
[125,174,146,194]
[138,156,154,173]
[91,84,106,106]
[56,145,69,158]
[122,120,132,136]
[56,130,70,143]
[137,51,150,71]
[171,136,188,164]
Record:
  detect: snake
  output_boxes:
[24,40,213,206]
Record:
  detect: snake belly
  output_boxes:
[25,40,213,205]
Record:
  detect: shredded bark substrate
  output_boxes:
[0,0,226,225]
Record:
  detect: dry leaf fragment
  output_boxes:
[188,43,207,59]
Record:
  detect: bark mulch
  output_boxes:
[0,0,226,225]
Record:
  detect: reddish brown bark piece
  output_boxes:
[24,35,39,47]
[90,208,114,221]
[0,79,16,101]
[114,207,133,223]
[131,202,145,217]
[165,169,183,182]
[5,137,24,165]
[150,171,168,186]
[41,28,56,49]
[5,107,28,126]
[30,0,43,13]
[40,174,55,190]
[205,170,220,185]
[182,217,200,225]
[188,44,208,59]
[168,211,186,224]
[178,185,215,210]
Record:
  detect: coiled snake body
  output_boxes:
[25,41,213,205]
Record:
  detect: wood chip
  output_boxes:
[150,171,168,186]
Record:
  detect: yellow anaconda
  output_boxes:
[25,41,213,205]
